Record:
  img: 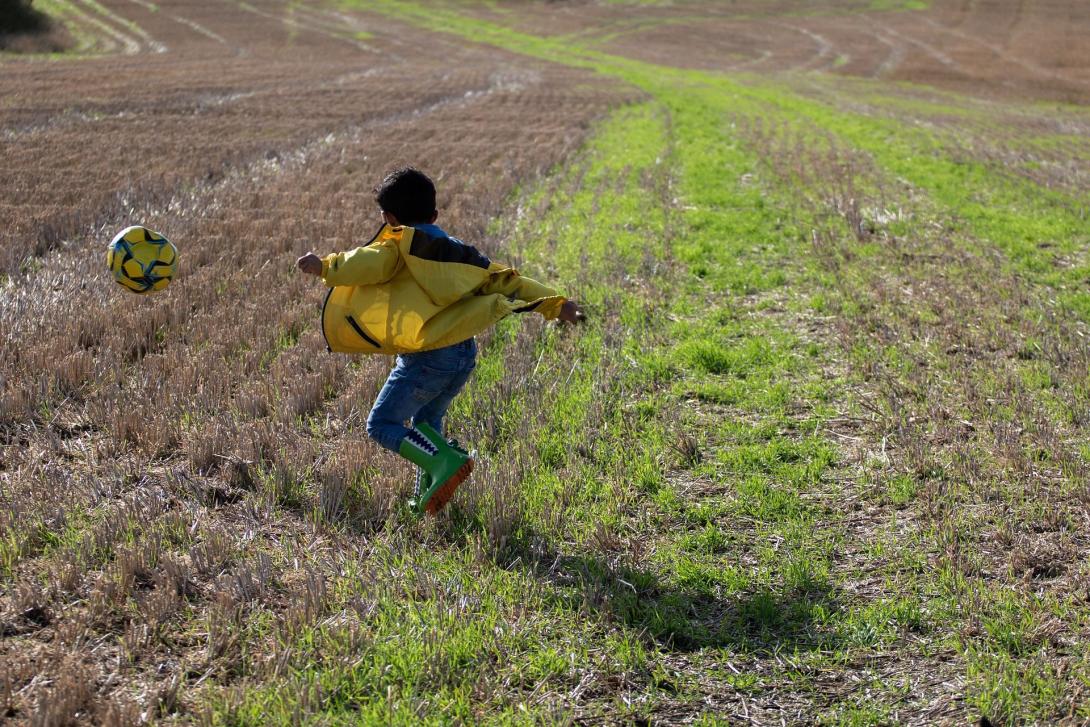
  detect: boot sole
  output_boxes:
[424,459,474,515]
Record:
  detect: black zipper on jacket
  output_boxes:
[514,300,543,313]
[319,222,388,353]
[320,287,335,352]
[345,315,381,348]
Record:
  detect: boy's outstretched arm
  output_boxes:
[479,265,585,323]
[296,243,398,287]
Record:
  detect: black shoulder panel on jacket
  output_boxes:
[409,230,491,269]
[513,300,543,313]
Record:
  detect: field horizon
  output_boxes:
[2,1,1089,724]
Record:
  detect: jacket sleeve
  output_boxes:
[479,263,566,320]
[321,243,399,287]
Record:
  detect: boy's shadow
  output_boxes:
[442,508,844,654]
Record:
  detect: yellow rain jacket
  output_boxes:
[320,224,566,355]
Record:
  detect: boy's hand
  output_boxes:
[558,300,586,324]
[297,252,323,276]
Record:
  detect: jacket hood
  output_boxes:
[395,226,492,307]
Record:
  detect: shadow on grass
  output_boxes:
[443,508,844,655]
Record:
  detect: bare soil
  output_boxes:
[473,0,1090,104]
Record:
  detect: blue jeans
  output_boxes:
[366,338,477,453]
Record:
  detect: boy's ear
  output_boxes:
[382,211,399,226]
[429,210,438,224]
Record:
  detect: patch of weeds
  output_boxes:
[886,473,918,506]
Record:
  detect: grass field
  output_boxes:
[2,1,1089,724]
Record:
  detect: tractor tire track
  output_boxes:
[920,15,1090,87]
[867,19,962,74]
[777,23,838,72]
[75,0,161,53]
[871,30,907,79]
[231,0,381,55]
[46,0,130,54]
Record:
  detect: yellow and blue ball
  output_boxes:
[107,225,177,294]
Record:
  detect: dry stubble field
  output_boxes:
[2,0,1090,724]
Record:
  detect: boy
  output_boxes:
[297,167,584,515]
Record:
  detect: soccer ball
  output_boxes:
[107,226,177,294]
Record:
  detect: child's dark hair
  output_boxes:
[373,167,436,225]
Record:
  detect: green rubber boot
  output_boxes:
[413,438,471,502]
[400,423,474,515]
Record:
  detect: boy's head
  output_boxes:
[373,167,437,226]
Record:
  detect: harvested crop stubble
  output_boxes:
[1,4,557,274]
[780,77,1090,181]
[0,0,634,719]
[8,0,1089,722]
[732,107,1090,710]
[378,1,1090,717]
